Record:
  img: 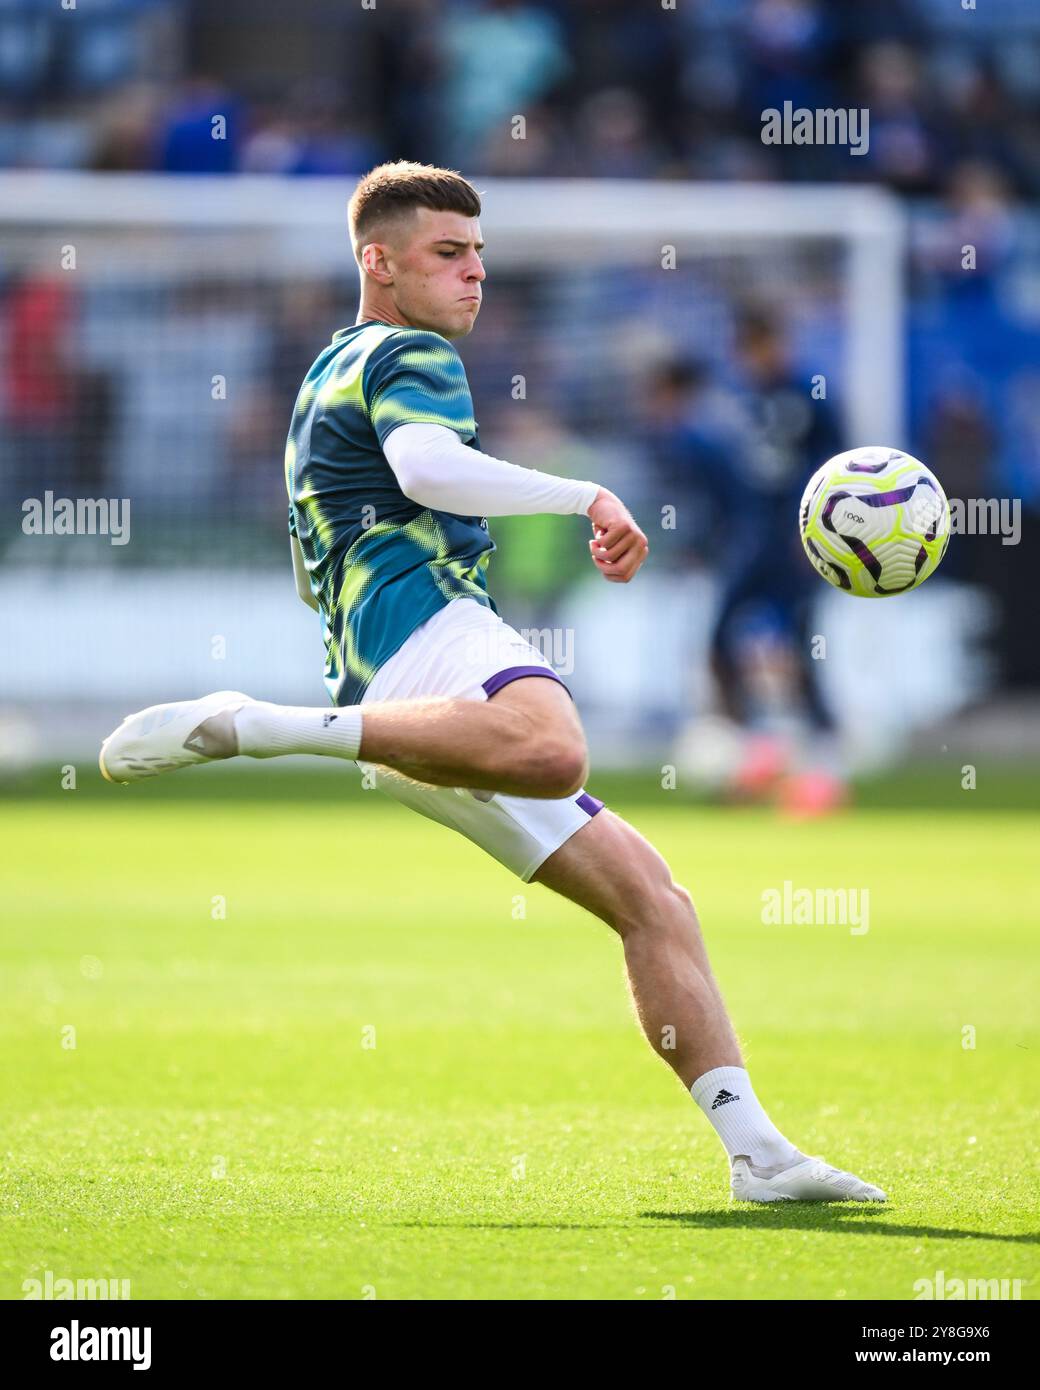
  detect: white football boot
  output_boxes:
[731,1152,887,1203]
[99,691,254,784]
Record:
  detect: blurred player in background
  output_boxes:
[717,303,845,815]
[662,306,847,815]
[646,316,846,813]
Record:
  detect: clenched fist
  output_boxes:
[586,488,650,583]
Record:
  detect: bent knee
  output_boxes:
[488,677,588,797]
[670,880,696,914]
[529,738,588,798]
[613,876,698,939]
[555,744,589,798]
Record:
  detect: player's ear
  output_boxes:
[362,243,393,284]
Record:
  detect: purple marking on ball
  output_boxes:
[805,537,851,589]
[844,536,883,582]
[846,459,891,473]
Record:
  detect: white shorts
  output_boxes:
[356,597,604,881]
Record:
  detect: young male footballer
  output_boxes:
[100,161,885,1205]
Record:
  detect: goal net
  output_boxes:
[1,174,933,764]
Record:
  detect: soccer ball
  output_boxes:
[798,446,950,597]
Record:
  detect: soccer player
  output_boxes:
[710,303,847,814]
[99,162,884,1204]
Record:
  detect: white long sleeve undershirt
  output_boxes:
[382,421,600,518]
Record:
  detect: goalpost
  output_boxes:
[0,173,908,747]
[0,172,905,443]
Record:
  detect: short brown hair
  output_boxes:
[348,160,482,261]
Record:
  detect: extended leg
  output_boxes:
[532,809,887,1202]
[353,678,587,796]
[100,677,589,799]
[533,807,741,1087]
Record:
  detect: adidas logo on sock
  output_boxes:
[711,1088,740,1110]
[322,714,338,727]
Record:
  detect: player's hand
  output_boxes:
[587,488,649,583]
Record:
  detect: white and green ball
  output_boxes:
[798,446,950,598]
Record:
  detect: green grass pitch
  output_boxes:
[1,766,1037,1300]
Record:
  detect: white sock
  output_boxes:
[233,702,363,761]
[690,1066,800,1169]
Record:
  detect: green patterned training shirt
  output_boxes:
[285,320,497,705]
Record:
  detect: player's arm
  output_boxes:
[384,423,647,582]
[585,483,651,584]
[383,421,596,517]
[290,531,319,611]
[368,329,648,582]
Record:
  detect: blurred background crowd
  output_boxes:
[3,0,1040,192]
[2,0,1039,789]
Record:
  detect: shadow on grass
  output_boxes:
[379,1212,1040,1242]
[642,1210,1040,1242]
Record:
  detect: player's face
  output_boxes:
[391,208,485,339]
